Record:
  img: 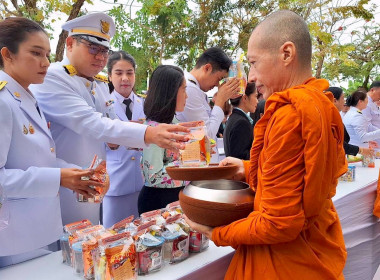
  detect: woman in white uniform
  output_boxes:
[0,17,101,267]
[343,90,380,147]
[103,51,145,227]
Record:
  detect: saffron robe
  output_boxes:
[212,78,347,280]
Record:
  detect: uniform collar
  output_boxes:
[113,90,135,104]
[185,71,200,88]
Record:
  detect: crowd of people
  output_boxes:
[0,8,378,280]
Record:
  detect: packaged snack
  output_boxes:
[134,221,165,275]
[162,214,189,264]
[178,121,211,167]
[140,210,166,226]
[60,233,71,265]
[110,216,135,233]
[228,52,247,95]
[72,241,85,275]
[339,165,356,182]
[77,155,110,203]
[362,154,375,168]
[189,230,209,253]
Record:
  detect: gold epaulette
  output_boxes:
[63,65,77,76]
[135,92,146,99]
[94,74,109,83]
[0,81,7,90]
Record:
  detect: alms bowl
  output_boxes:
[179,179,254,227]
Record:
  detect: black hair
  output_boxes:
[107,50,136,93]
[328,87,343,101]
[144,65,184,124]
[370,81,380,89]
[0,17,46,68]
[346,90,367,107]
[230,82,256,107]
[194,47,232,72]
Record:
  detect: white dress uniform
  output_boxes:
[103,91,145,228]
[343,106,380,147]
[0,71,74,264]
[362,95,380,145]
[31,60,148,225]
[176,72,224,140]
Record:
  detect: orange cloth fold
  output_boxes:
[373,169,380,217]
[213,78,347,280]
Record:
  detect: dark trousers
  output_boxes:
[137,185,184,215]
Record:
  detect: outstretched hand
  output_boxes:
[145,124,190,150]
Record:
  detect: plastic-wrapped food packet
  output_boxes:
[134,221,165,275]
[62,219,92,266]
[0,184,9,232]
[178,121,211,167]
[72,241,85,275]
[189,230,209,253]
[140,209,166,226]
[77,155,110,203]
[228,52,247,96]
[339,165,356,182]
[362,154,375,168]
[162,214,189,264]
[110,215,135,233]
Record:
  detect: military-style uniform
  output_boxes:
[362,95,380,145]
[176,72,224,139]
[0,71,74,262]
[31,60,148,225]
[103,90,145,228]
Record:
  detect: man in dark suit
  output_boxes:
[224,83,258,160]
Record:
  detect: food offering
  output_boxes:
[162,214,190,264]
[226,52,247,96]
[178,121,211,167]
[77,155,110,203]
[134,221,165,275]
[339,165,356,182]
[189,230,209,253]
[362,154,375,168]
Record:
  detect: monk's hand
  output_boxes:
[145,124,190,151]
[219,157,245,181]
[214,78,240,107]
[60,168,102,198]
[184,215,213,239]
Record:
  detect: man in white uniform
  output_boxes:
[32,13,188,225]
[176,47,240,140]
[362,81,380,128]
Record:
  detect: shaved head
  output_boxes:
[254,10,312,67]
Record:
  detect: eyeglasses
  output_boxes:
[78,39,112,58]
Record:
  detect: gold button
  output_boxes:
[50,147,55,153]
[131,157,135,160]
[86,82,90,87]
[14,92,20,97]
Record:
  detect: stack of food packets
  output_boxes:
[61,201,210,279]
[178,121,211,167]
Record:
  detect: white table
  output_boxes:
[1,160,380,280]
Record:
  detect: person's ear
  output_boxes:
[66,36,75,52]
[0,47,13,64]
[280,41,295,66]
[203,63,213,74]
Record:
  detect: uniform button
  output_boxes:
[131,157,135,160]
[86,82,90,87]
[50,147,55,153]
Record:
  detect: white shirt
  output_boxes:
[176,72,224,139]
[343,106,380,147]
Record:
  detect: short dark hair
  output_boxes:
[107,51,136,93]
[230,82,256,107]
[346,90,367,107]
[144,65,184,124]
[194,47,232,72]
[0,17,46,68]
[370,81,380,89]
[328,87,343,101]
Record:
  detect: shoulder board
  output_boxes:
[94,74,109,83]
[188,79,197,85]
[135,92,146,99]
[357,110,362,114]
[0,81,7,91]
[63,65,77,76]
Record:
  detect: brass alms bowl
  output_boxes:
[179,180,255,227]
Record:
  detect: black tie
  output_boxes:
[123,99,132,120]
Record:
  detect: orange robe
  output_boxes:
[212,78,348,280]
[373,169,380,217]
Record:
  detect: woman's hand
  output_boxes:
[60,168,103,198]
[219,156,246,181]
[145,124,190,151]
[184,215,214,239]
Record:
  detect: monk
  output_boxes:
[185,10,348,280]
